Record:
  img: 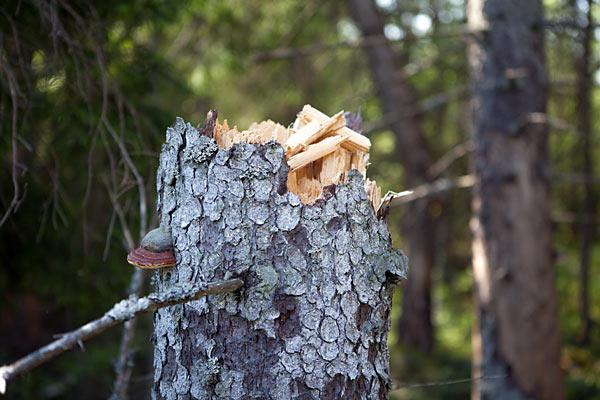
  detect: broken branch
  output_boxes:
[0,278,244,394]
[390,174,476,207]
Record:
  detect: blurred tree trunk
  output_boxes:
[467,0,564,399]
[347,0,436,354]
[151,119,408,399]
[576,0,595,345]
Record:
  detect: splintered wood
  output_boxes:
[211,105,381,211]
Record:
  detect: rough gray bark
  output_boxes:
[467,0,564,399]
[347,0,436,353]
[152,118,408,399]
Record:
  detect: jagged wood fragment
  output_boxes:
[213,119,240,149]
[352,150,369,176]
[197,110,218,139]
[0,278,243,395]
[214,119,290,150]
[319,149,345,185]
[298,104,371,152]
[285,120,320,155]
[365,179,383,211]
[287,134,349,171]
[285,111,345,156]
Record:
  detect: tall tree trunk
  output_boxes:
[576,0,595,345]
[151,118,408,399]
[467,1,565,399]
[347,0,436,353]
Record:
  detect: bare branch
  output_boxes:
[362,86,469,135]
[252,34,388,62]
[0,278,245,394]
[552,211,600,225]
[401,41,467,79]
[551,171,600,184]
[82,131,99,255]
[543,18,600,31]
[390,174,476,207]
[428,140,475,179]
[112,269,145,400]
[508,112,571,135]
[102,177,135,253]
[0,7,32,92]
[386,170,600,209]
[102,117,148,238]
[102,101,151,398]
[0,52,25,228]
[102,207,118,261]
[391,374,507,391]
[252,28,471,62]
[363,82,571,137]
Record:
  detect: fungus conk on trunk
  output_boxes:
[152,116,408,399]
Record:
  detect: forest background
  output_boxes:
[0,0,598,399]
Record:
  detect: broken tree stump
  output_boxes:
[152,108,408,399]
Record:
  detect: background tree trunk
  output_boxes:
[467,0,565,399]
[347,0,436,353]
[575,0,595,345]
[151,118,408,399]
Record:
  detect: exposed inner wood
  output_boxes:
[210,105,381,210]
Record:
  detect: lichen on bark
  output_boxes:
[152,117,408,399]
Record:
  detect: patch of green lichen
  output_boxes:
[253,263,278,295]
[183,142,218,164]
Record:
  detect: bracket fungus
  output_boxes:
[127,226,176,269]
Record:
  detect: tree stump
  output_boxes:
[152,117,408,399]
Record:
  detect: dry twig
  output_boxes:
[428,140,475,179]
[0,52,25,228]
[391,374,507,391]
[0,278,244,395]
[390,174,476,207]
